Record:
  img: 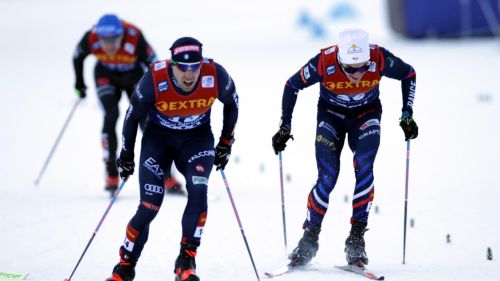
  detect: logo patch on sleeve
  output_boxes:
[303,66,311,79]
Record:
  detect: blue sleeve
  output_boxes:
[379,47,416,114]
[281,53,321,128]
[120,69,155,159]
[215,63,239,140]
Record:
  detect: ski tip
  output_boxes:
[263,265,292,278]
[264,272,275,278]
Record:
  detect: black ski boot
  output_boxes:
[105,249,137,281]
[174,244,200,281]
[288,228,320,267]
[345,220,369,266]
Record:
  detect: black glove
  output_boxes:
[116,157,134,179]
[214,137,234,171]
[400,111,418,141]
[75,87,86,99]
[272,125,293,155]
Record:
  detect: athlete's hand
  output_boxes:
[214,137,234,170]
[75,87,86,99]
[272,125,293,155]
[400,111,418,141]
[116,157,134,179]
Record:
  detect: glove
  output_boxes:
[116,157,135,179]
[75,87,86,99]
[272,125,293,155]
[399,111,418,141]
[214,137,234,171]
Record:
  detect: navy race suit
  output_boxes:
[72,20,157,174]
[117,58,238,258]
[281,44,416,228]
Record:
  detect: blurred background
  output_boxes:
[0,0,499,280]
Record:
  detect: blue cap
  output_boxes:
[96,14,124,38]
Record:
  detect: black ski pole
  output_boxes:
[220,169,261,281]
[278,152,288,255]
[35,98,82,186]
[402,140,411,264]
[64,178,128,281]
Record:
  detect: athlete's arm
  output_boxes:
[120,69,155,159]
[379,47,416,114]
[281,53,322,127]
[72,31,91,90]
[215,63,238,140]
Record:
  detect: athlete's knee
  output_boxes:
[135,201,161,222]
[104,106,119,122]
[186,184,208,209]
[353,158,374,176]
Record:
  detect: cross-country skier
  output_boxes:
[105,37,239,281]
[272,28,418,269]
[72,14,185,195]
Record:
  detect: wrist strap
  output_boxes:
[220,136,235,145]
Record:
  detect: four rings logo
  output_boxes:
[144,184,164,194]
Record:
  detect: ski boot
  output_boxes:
[105,161,119,195]
[345,220,369,266]
[165,176,186,195]
[288,227,320,267]
[105,176,120,194]
[174,244,200,281]
[105,250,137,281]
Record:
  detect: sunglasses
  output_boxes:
[99,35,123,44]
[342,63,370,74]
[172,61,202,72]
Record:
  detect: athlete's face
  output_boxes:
[172,61,202,92]
[341,61,370,83]
[99,35,123,56]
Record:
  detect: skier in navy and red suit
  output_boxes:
[105,37,239,281]
[272,28,418,268]
[73,14,179,195]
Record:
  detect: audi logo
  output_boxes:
[144,184,164,194]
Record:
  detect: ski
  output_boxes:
[335,264,384,280]
[264,265,292,278]
[0,272,30,280]
[264,263,317,278]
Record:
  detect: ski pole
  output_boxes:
[220,169,261,281]
[35,98,82,186]
[278,152,288,255]
[402,140,410,264]
[64,178,128,281]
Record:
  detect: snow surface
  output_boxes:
[0,0,499,280]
